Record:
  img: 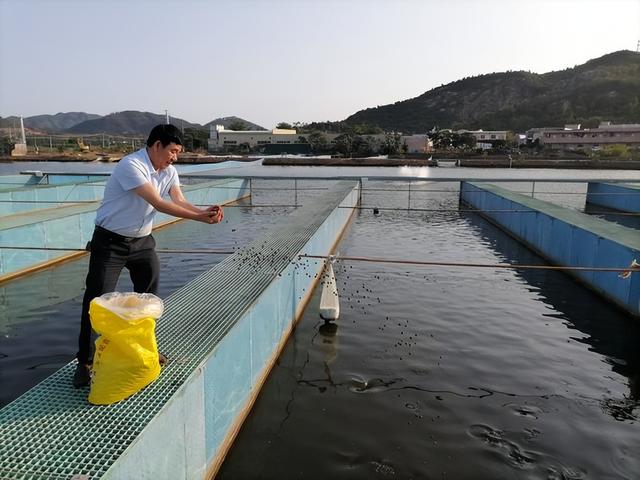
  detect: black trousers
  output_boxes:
[77,226,159,364]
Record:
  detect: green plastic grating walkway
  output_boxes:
[0,180,357,480]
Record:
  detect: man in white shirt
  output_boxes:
[74,124,223,388]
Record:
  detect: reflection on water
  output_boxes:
[318,321,339,379]
[0,260,87,334]
[398,165,430,178]
[464,212,640,404]
[583,202,640,230]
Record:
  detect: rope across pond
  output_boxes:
[1,245,636,276]
[300,254,640,277]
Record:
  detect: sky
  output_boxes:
[0,0,639,129]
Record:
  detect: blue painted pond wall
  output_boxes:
[0,180,106,215]
[460,182,640,317]
[0,174,46,188]
[586,182,640,213]
[0,178,249,281]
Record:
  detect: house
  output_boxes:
[528,122,640,150]
[456,129,509,150]
[457,129,508,141]
[208,125,303,152]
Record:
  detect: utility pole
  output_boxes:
[19,116,26,144]
[165,110,169,124]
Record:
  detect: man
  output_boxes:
[74,124,223,387]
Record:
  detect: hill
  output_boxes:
[203,116,266,131]
[27,112,102,131]
[0,116,26,131]
[0,112,101,132]
[345,50,640,133]
[1,111,266,136]
[67,111,203,135]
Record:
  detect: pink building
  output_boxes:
[532,122,640,150]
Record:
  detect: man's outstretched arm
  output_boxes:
[134,182,220,224]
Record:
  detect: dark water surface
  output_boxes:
[0,165,639,479]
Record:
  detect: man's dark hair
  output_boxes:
[146,124,183,147]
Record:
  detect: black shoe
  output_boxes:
[158,353,168,366]
[73,363,91,388]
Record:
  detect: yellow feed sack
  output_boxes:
[88,292,164,405]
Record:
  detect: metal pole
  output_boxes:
[407,179,411,210]
[19,116,26,144]
[294,179,298,207]
[249,178,253,206]
[531,181,536,198]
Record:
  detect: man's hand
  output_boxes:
[183,205,223,224]
[205,205,224,224]
[137,182,225,224]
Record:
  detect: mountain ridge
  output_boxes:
[344,50,640,133]
[0,112,265,136]
[0,112,101,132]
[66,111,202,135]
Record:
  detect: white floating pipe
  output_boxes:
[319,257,339,321]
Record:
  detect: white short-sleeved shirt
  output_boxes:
[95,148,178,237]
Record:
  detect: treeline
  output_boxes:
[223,131,407,157]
